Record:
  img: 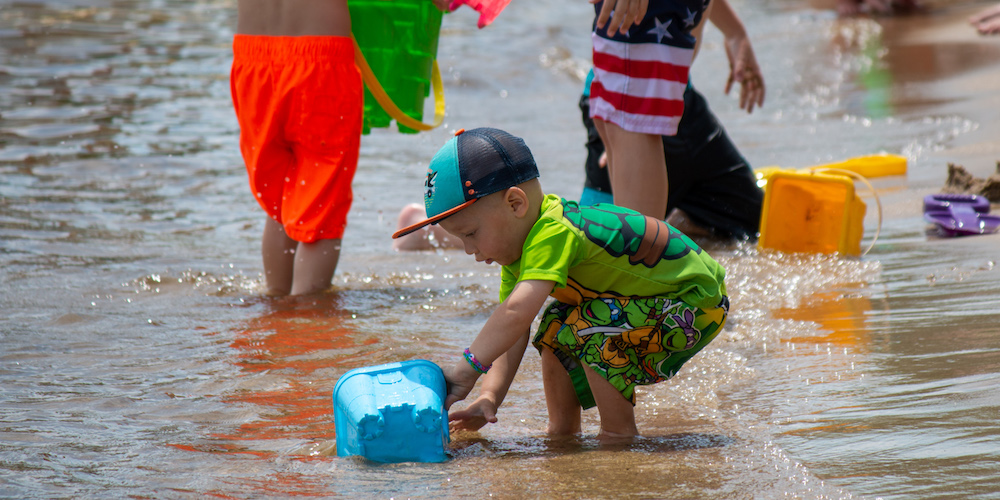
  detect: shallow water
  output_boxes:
[2,0,1000,498]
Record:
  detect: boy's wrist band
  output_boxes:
[463,348,491,374]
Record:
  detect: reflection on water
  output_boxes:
[2,0,1000,498]
[220,298,359,449]
[774,289,874,349]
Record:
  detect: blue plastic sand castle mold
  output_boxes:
[333,360,449,463]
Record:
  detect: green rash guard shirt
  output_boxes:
[499,194,727,309]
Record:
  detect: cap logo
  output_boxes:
[424,170,438,201]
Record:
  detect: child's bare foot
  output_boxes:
[596,428,639,442]
[970,4,1000,35]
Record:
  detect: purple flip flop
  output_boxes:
[923,193,990,213]
[923,194,1000,237]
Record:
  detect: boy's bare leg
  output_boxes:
[595,119,669,219]
[540,348,583,435]
[667,208,714,239]
[290,238,341,295]
[582,363,638,438]
[261,217,298,296]
[261,218,340,295]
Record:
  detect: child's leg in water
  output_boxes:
[261,217,298,295]
[261,217,342,296]
[541,348,638,438]
[582,363,638,439]
[290,238,341,295]
[540,348,583,435]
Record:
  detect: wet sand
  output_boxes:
[886,2,1000,179]
[804,0,1000,179]
[849,2,1000,245]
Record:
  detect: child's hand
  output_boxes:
[723,34,765,114]
[443,361,481,409]
[433,0,452,12]
[592,0,648,36]
[448,396,499,432]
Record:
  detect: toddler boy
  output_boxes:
[393,127,728,438]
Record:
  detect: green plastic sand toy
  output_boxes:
[350,0,444,134]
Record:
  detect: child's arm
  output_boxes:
[442,279,553,410]
[448,332,529,431]
[709,0,765,113]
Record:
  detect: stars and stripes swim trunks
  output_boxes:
[589,0,710,136]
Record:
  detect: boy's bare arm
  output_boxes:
[443,279,553,409]
[708,0,765,113]
[448,332,529,430]
[476,330,529,405]
[470,279,551,363]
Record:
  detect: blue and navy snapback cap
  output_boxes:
[392,127,538,239]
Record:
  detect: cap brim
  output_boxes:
[391,198,477,239]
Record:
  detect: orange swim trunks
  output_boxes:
[231,35,363,242]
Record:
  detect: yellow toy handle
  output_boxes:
[351,34,445,131]
[808,167,883,257]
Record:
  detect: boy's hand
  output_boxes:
[443,361,481,409]
[448,396,499,432]
[592,0,648,36]
[723,34,765,113]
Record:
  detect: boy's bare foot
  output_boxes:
[970,4,1000,35]
[596,428,639,442]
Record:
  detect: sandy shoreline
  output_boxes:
[844,2,1000,247]
[889,2,1000,180]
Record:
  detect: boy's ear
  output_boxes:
[506,187,529,217]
